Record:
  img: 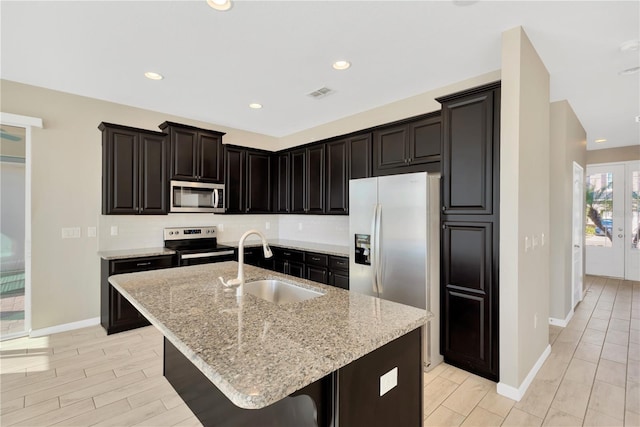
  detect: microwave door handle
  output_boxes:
[214,189,219,208]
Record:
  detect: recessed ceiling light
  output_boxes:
[595,138,607,143]
[249,103,262,109]
[144,71,163,80]
[332,60,351,70]
[207,0,232,11]
[620,40,640,52]
[619,66,640,76]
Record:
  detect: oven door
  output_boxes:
[179,249,235,266]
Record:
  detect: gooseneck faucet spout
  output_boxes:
[220,229,273,297]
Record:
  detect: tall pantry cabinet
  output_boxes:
[437,82,501,381]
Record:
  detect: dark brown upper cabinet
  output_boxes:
[272,152,290,213]
[439,90,497,215]
[224,145,245,214]
[306,144,325,214]
[349,133,372,180]
[326,139,349,214]
[246,150,271,213]
[372,113,441,177]
[290,148,306,214]
[159,121,225,183]
[100,122,168,215]
[224,145,271,214]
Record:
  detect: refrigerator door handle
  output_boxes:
[370,203,379,295]
[375,204,383,295]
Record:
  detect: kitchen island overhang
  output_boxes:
[109,262,430,425]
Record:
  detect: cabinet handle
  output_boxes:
[283,252,291,256]
[311,257,320,261]
[336,261,346,266]
[136,262,152,267]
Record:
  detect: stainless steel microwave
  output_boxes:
[170,180,225,213]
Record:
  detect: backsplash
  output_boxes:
[98,214,349,251]
[278,215,349,246]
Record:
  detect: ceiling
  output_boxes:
[1,1,638,150]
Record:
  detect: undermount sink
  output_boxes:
[244,280,323,304]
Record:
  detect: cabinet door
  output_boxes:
[306,145,325,214]
[198,132,223,183]
[170,128,198,181]
[224,147,245,213]
[139,132,168,214]
[306,265,328,284]
[273,153,290,213]
[288,261,305,278]
[373,125,408,174]
[326,140,349,214]
[104,127,139,214]
[409,115,441,165]
[349,133,372,180]
[246,151,271,213]
[441,91,495,215]
[109,286,150,330]
[329,270,350,290]
[441,221,497,379]
[290,149,306,213]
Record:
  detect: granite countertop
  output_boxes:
[109,262,429,410]
[98,247,176,260]
[220,239,349,257]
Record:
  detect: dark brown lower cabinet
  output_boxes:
[163,327,423,427]
[100,255,175,335]
[328,256,349,290]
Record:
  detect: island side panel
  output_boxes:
[336,326,423,427]
[163,338,331,427]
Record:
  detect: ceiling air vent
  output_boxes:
[307,87,334,99]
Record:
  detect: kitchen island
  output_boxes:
[109,262,429,426]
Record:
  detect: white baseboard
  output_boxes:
[549,309,574,328]
[496,344,551,402]
[30,317,100,338]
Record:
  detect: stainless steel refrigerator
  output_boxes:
[349,172,442,370]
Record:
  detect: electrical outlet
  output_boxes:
[110,226,118,236]
[379,367,398,396]
[217,223,224,232]
[87,227,97,238]
[265,221,270,230]
[534,313,538,329]
[298,223,303,231]
[541,233,545,246]
[532,235,539,249]
[525,236,531,252]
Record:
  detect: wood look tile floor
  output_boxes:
[0,275,637,426]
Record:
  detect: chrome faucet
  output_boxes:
[219,229,273,297]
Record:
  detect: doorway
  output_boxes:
[0,125,26,337]
[572,162,584,308]
[0,112,42,340]
[585,162,639,280]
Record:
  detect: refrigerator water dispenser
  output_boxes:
[354,234,371,265]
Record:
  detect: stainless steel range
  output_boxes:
[164,226,235,266]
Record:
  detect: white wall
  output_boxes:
[549,101,587,322]
[1,70,500,330]
[499,26,551,396]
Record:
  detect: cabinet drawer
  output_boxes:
[110,255,175,275]
[329,256,349,271]
[306,252,328,267]
[271,247,305,263]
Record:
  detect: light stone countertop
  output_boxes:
[98,247,176,260]
[221,239,349,257]
[109,262,429,410]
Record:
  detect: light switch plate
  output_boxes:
[110,226,118,236]
[379,367,398,396]
[62,227,81,239]
[87,227,97,238]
